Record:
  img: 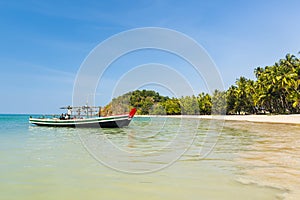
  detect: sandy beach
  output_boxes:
[136,114,300,125]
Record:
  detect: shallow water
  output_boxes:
[0,115,298,199]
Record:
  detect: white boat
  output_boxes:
[29,107,137,128]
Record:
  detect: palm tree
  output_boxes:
[198,93,212,115]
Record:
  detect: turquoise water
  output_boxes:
[1,114,298,199]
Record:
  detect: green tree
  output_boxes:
[129,90,164,114]
[211,90,226,115]
[253,54,300,114]
[179,95,199,115]
[234,77,255,114]
[197,92,212,115]
[162,98,181,115]
[149,103,166,115]
[226,85,237,114]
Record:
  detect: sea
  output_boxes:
[0,114,299,200]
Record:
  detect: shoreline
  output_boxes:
[135,114,300,125]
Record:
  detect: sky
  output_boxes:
[0,0,299,114]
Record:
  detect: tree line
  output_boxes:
[101,53,300,115]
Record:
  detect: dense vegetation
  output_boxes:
[102,53,300,115]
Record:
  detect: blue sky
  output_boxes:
[0,0,299,114]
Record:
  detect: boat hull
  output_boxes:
[29,115,133,128]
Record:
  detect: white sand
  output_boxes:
[136,114,300,125]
